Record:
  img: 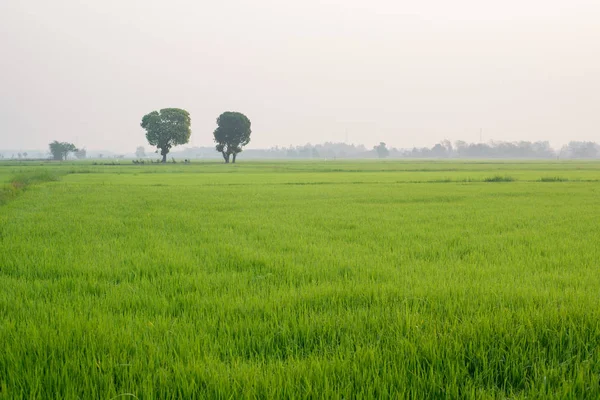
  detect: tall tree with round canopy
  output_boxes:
[213,112,251,163]
[141,108,191,163]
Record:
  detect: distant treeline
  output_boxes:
[171,140,600,160]
[400,140,599,159]
[2,140,599,161]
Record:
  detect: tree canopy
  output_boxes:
[213,112,251,163]
[74,148,87,159]
[141,108,191,162]
[49,141,78,161]
[135,146,146,158]
[374,142,389,158]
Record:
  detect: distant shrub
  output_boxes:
[430,178,453,183]
[483,175,515,182]
[539,176,569,182]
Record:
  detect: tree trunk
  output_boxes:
[161,153,167,163]
[222,152,230,163]
[232,153,237,163]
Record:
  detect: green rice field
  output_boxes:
[1,160,600,399]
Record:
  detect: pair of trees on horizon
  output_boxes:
[49,141,78,161]
[140,108,251,163]
[48,141,87,160]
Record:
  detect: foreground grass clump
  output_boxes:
[483,175,515,182]
[0,171,59,205]
[0,160,600,399]
[539,176,569,182]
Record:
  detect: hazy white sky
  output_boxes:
[1,0,599,152]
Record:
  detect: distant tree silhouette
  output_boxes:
[74,148,87,159]
[374,142,389,158]
[135,146,146,158]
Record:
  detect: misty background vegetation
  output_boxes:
[1,140,599,161]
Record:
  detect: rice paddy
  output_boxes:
[1,160,599,399]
